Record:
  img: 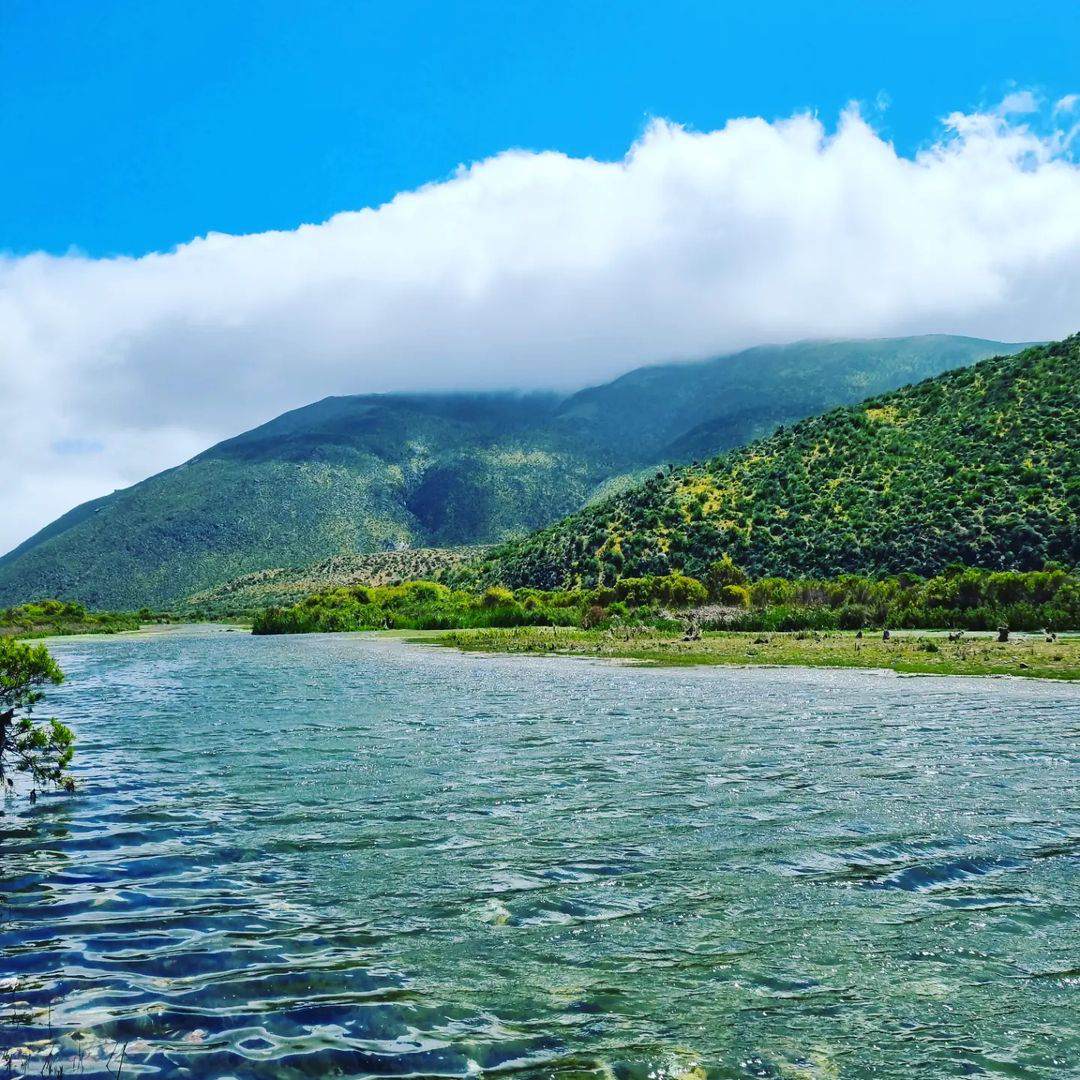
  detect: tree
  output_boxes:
[0,638,74,796]
[705,554,749,599]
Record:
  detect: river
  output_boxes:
[2,627,1078,1078]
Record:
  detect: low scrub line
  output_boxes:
[251,563,1080,636]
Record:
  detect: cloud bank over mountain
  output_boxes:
[4,98,1080,554]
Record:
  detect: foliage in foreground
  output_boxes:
[252,564,1080,636]
[0,637,74,793]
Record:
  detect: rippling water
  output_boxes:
[2,628,1079,1079]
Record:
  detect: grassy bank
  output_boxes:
[423,626,1080,681]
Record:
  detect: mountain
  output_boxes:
[472,337,1080,589]
[0,335,1027,609]
[551,334,1026,463]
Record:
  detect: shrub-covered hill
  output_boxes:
[552,334,1026,463]
[0,335,1024,609]
[473,337,1080,589]
[182,547,487,615]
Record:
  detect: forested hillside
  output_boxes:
[0,336,1022,608]
[474,337,1080,588]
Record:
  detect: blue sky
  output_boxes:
[4,0,1079,257]
[5,0,1080,551]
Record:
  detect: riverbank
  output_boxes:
[0,600,142,639]
[419,626,1080,680]
[31,621,248,644]
[23,619,1080,680]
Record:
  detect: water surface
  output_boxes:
[2,628,1078,1078]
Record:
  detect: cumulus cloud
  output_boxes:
[4,100,1080,554]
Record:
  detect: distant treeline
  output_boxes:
[251,578,707,635]
[0,599,143,638]
[251,563,1080,635]
[704,562,1080,632]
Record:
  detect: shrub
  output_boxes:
[656,575,708,608]
[837,604,869,629]
[705,555,748,597]
[583,604,608,629]
[716,584,750,608]
[615,574,706,609]
[250,565,1080,638]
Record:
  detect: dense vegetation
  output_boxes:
[698,563,1080,632]
[251,575,706,635]
[253,564,1080,636]
[183,547,487,617]
[0,336,1021,609]
[0,599,142,638]
[0,638,74,794]
[474,338,1080,588]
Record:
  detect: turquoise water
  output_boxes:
[2,628,1079,1079]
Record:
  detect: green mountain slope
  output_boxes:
[0,394,597,610]
[552,334,1024,463]
[0,335,1025,609]
[475,337,1080,588]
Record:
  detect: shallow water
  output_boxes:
[2,628,1079,1079]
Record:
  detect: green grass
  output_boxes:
[421,626,1080,681]
[0,600,144,639]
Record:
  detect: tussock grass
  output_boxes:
[424,627,1080,681]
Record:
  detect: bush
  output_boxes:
[614,577,655,607]
[716,584,750,608]
[837,604,870,629]
[583,604,608,628]
[481,586,515,609]
[657,575,708,608]
[705,555,748,598]
[614,574,707,609]
[250,565,1080,638]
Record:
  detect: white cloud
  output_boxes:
[3,99,1080,555]
[997,90,1039,115]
